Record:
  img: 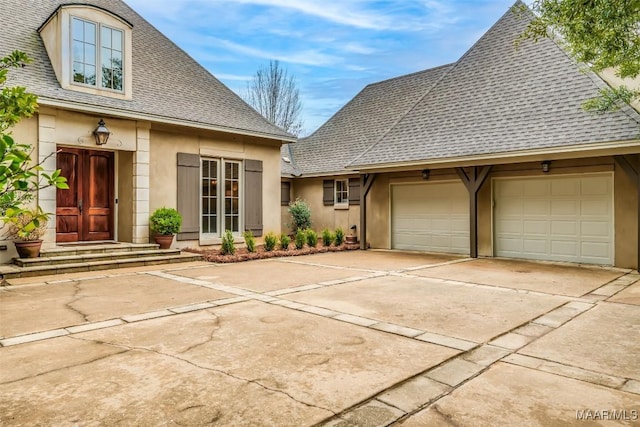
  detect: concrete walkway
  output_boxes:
[0,251,638,426]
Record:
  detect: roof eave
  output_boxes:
[346,139,640,173]
[38,97,297,143]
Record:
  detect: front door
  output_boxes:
[56,147,114,242]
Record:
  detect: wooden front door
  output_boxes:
[56,148,114,242]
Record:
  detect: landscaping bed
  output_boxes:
[186,243,360,263]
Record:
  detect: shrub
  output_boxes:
[220,229,235,255]
[321,228,334,247]
[306,229,318,247]
[288,198,312,232]
[295,228,306,249]
[243,230,256,253]
[335,227,345,246]
[149,207,182,235]
[6,207,48,241]
[279,233,291,250]
[264,232,277,252]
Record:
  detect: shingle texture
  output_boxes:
[349,4,640,168]
[0,0,293,140]
[289,64,453,175]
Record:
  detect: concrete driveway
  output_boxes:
[1,251,638,426]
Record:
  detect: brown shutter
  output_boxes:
[245,159,263,236]
[281,181,291,206]
[349,178,360,205]
[176,153,200,241]
[323,180,334,206]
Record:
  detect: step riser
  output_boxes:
[14,250,182,267]
[3,254,203,279]
[40,244,161,258]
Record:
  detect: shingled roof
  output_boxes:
[349,2,640,169]
[287,64,453,176]
[0,0,294,141]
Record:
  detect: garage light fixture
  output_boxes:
[541,161,551,173]
[93,119,111,145]
[421,169,430,180]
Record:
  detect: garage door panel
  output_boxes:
[392,182,469,255]
[523,180,549,196]
[495,174,613,265]
[551,200,578,216]
[524,199,550,215]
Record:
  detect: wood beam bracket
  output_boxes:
[360,173,377,250]
[456,165,492,259]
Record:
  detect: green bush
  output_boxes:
[321,228,334,247]
[243,230,256,253]
[294,228,306,249]
[220,229,235,255]
[279,233,291,250]
[264,232,277,252]
[306,229,318,247]
[149,207,182,235]
[288,198,312,232]
[335,227,345,246]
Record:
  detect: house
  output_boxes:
[284,2,640,269]
[0,0,295,264]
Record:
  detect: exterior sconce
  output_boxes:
[93,119,111,145]
[541,161,551,173]
[421,169,430,180]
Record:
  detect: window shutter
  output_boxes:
[244,159,263,237]
[349,179,360,205]
[281,181,291,206]
[176,153,200,241]
[323,180,334,206]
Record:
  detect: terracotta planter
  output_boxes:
[14,240,43,258]
[154,234,174,249]
[345,235,358,244]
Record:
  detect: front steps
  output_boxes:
[0,243,203,279]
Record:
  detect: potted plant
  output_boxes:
[149,207,182,249]
[5,207,49,258]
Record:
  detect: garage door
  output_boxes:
[494,174,613,265]
[391,182,469,254]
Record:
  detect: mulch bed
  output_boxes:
[185,243,360,263]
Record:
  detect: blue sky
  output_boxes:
[125,0,517,135]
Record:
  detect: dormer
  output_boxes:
[39,4,133,100]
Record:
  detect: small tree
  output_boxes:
[244,60,304,135]
[288,198,312,232]
[0,51,68,233]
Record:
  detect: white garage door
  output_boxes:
[494,174,613,265]
[391,182,469,254]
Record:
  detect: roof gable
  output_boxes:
[289,64,453,175]
[349,2,640,168]
[0,0,293,141]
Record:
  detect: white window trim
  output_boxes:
[70,16,125,93]
[200,158,244,241]
[335,179,349,209]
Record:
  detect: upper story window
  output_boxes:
[39,5,132,100]
[72,18,124,91]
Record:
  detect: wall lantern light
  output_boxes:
[541,161,551,173]
[421,169,431,180]
[93,119,111,145]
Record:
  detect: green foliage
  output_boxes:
[583,86,640,113]
[0,51,68,234]
[243,230,256,253]
[516,1,640,111]
[279,233,291,250]
[220,230,236,255]
[322,228,335,246]
[294,228,306,249]
[287,198,312,232]
[5,206,49,241]
[149,207,182,235]
[334,227,345,246]
[306,229,318,247]
[264,232,277,251]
